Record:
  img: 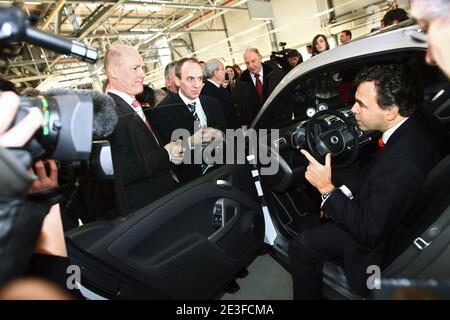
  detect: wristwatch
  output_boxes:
[321,188,336,202]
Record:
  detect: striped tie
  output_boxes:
[187,102,210,174]
[187,101,200,122]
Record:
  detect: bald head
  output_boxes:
[104,44,145,97]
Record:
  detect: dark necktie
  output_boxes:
[377,136,385,153]
[187,102,211,173]
[255,73,263,100]
[187,101,200,122]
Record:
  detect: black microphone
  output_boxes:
[25,27,97,63]
[44,89,118,138]
[0,7,97,63]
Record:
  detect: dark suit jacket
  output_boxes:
[150,93,227,182]
[201,80,241,129]
[322,115,446,294]
[239,64,285,125]
[107,93,175,211]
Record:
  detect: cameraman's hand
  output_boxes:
[27,159,67,257]
[0,91,43,147]
[28,160,58,193]
[164,139,186,165]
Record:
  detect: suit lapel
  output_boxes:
[109,92,160,141]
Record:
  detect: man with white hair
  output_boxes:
[201,58,241,129]
[411,0,450,78]
[239,47,284,125]
[164,61,178,95]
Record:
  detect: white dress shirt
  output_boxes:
[381,117,409,144]
[250,67,264,87]
[107,89,147,124]
[178,90,208,128]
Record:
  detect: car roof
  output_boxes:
[253,24,428,127]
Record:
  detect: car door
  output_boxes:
[65,162,264,299]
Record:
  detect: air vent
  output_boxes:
[273,138,287,149]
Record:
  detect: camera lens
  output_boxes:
[18,96,60,158]
[15,95,93,160]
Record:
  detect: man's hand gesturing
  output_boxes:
[300,149,335,195]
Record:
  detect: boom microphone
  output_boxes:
[0,7,97,63]
[44,89,118,138]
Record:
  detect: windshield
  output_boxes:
[254,52,447,130]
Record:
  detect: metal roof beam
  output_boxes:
[15,0,248,11]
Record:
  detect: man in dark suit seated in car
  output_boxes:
[151,57,227,183]
[290,64,446,299]
[105,44,185,211]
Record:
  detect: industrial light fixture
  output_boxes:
[130,28,161,32]
[146,4,162,12]
[122,4,162,12]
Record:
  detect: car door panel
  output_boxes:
[66,164,264,299]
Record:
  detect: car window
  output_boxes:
[255,52,448,130]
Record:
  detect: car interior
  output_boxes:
[58,48,450,300]
[255,51,450,299]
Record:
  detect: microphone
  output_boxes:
[44,89,118,138]
[25,28,97,64]
[0,7,97,63]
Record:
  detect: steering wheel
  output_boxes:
[305,110,359,168]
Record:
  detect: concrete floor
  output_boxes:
[220,254,293,300]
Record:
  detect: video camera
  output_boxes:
[0,7,116,163]
[270,42,292,73]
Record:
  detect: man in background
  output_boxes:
[163,61,178,96]
[286,49,303,73]
[382,8,409,28]
[339,30,352,44]
[239,47,284,125]
[152,57,226,182]
[202,58,241,129]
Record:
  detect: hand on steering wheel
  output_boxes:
[304,110,359,168]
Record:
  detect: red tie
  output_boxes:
[377,136,385,153]
[131,100,155,134]
[132,100,177,182]
[131,100,141,108]
[255,73,263,101]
